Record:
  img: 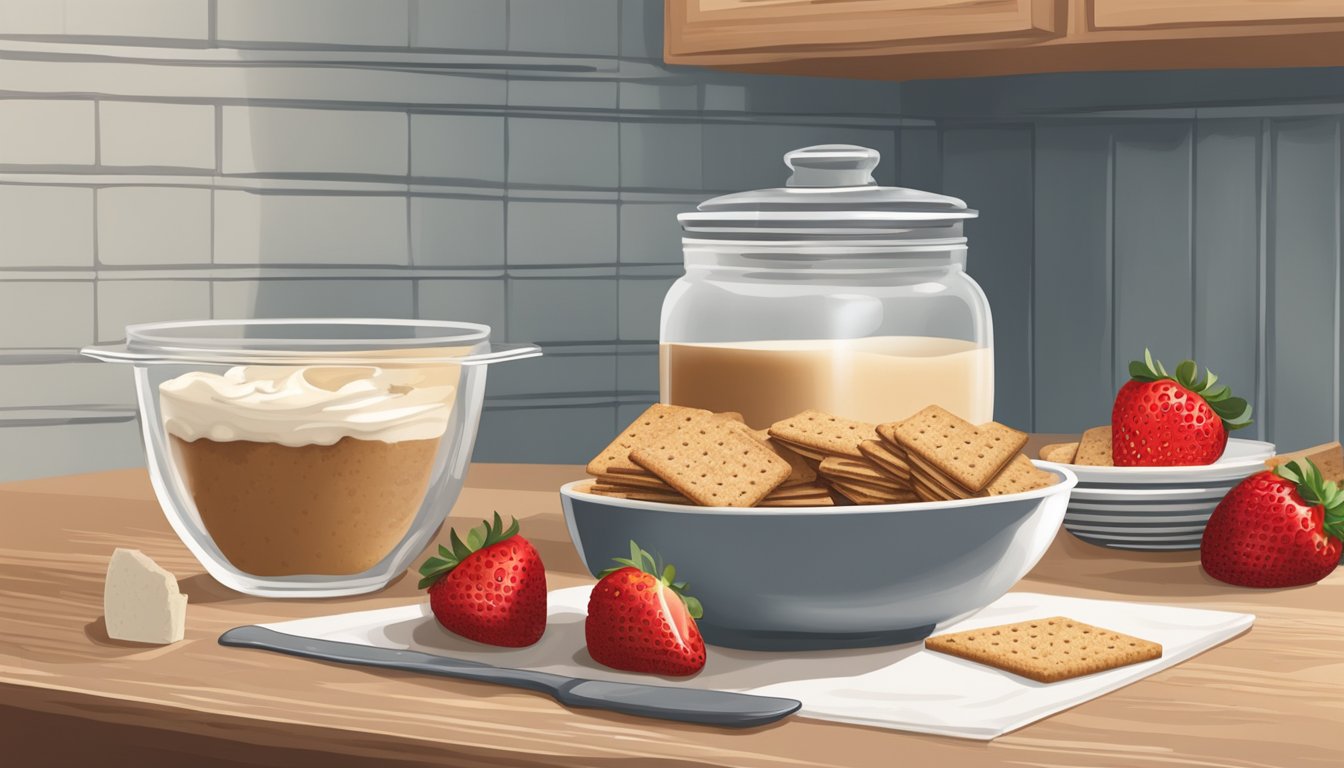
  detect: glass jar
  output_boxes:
[660,144,993,429]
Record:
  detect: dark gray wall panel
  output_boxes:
[1112,122,1195,387]
[943,125,1035,430]
[1268,117,1341,451]
[1193,119,1263,439]
[1032,124,1115,433]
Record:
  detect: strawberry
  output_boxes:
[1201,460,1344,588]
[585,542,706,677]
[1111,349,1252,466]
[418,512,546,647]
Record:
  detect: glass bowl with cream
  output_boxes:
[83,319,540,598]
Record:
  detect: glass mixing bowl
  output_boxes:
[83,319,540,598]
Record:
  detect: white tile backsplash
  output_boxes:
[0,185,94,267]
[212,279,416,319]
[508,117,618,187]
[0,100,95,165]
[97,280,211,342]
[0,0,64,34]
[98,187,213,265]
[66,0,210,39]
[0,282,95,348]
[410,197,504,266]
[509,0,619,56]
[217,0,410,46]
[222,107,408,176]
[410,114,504,181]
[99,102,215,168]
[214,191,409,265]
[412,0,507,50]
[417,278,507,333]
[507,201,616,266]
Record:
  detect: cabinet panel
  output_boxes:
[1092,0,1344,30]
[668,0,1061,57]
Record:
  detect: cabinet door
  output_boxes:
[667,0,1062,58]
[1091,0,1344,30]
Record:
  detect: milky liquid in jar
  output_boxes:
[660,336,993,429]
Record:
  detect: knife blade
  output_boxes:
[219,625,801,728]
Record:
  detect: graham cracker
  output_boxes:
[818,455,908,487]
[858,439,911,476]
[589,471,671,490]
[983,455,1057,497]
[768,410,878,460]
[892,406,1027,492]
[758,494,835,508]
[1266,442,1344,484]
[588,483,690,504]
[770,439,828,462]
[753,430,819,487]
[763,482,833,500]
[630,418,790,507]
[586,403,714,476]
[1039,442,1079,463]
[913,477,956,503]
[1074,426,1113,466]
[906,452,975,499]
[830,478,918,505]
[925,616,1163,684]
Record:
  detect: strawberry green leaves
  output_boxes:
[418,512,521,589]
[1275,459,1344,541]
[1127,348,1253,431]
[600,540,703,619]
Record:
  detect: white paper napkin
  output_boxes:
[257,588,1253,740]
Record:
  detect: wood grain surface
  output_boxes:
[2,459,1341,767]
[666,0,1344,81]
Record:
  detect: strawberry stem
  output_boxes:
[417,512,521,589]
[1127,348,1253,431]
[1275,459,1344,541]
[600,540,704,619]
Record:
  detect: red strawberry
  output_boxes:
[418,512,546,647]
[1201,460,1344,588]
[1112,350,1252,466]
[586,542,706,677]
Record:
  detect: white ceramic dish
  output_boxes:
[1039,438,1274,485]
[560,463,1077,651]
[1039,438,1272,551]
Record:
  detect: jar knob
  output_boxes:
[784,144,879,188]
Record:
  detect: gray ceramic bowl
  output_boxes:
[560,463,1076,652]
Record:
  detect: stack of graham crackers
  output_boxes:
[581,403,1058,508]
[767,410,916,504]
[872,405,1057,502]
[1037,425,1112,466]
[583,404,832,508]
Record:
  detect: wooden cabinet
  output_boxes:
[668,0,1062,57]
[666,0,1344,81]
[1089,0,1344,31]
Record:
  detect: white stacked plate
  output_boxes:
[1039,438,1276,551]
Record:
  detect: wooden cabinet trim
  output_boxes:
[1090,0,1344,32]
[667,0,1063,58]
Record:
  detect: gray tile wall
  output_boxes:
[3,0,1344,481]
[0,0,910,479]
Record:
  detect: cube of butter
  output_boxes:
[103,548,188,644]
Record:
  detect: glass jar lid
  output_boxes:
[679,144,977,243]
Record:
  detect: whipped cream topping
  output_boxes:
[160,365,457,446]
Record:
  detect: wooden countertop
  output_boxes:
[2,461,1342,767]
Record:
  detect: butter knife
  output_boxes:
[219,626,800,728]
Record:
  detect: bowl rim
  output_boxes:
[560,462,1077,516]
[1038,437,1274,478]
[80,318,542,366]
